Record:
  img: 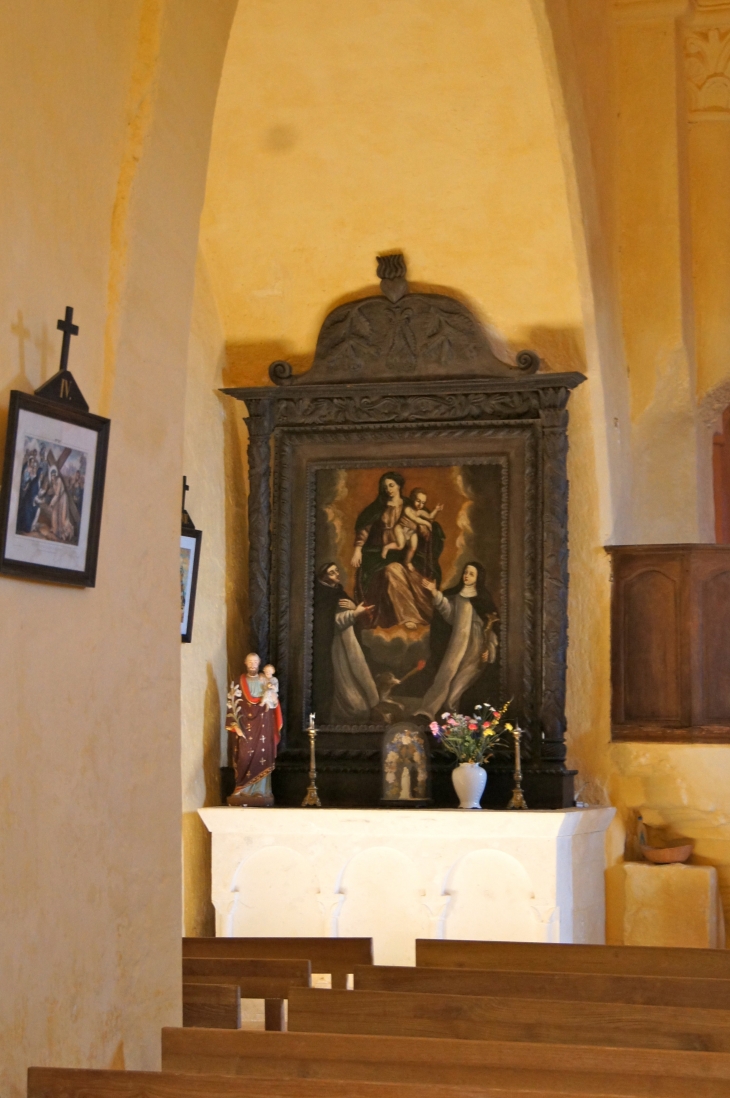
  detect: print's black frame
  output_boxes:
[0,390,110,588]
[224,373,584,809]
[180,526,203,643]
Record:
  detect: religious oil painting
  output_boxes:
[180,528,202,643]
[0,391,110,587]
[311,462,505,730]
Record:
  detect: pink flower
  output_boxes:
[429,722,440,734]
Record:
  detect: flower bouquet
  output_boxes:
[429,704,512,808]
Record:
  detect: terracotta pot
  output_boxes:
[641,842,693,864]
[452,762,487,809]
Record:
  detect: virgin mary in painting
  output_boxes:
[352,471,445,631]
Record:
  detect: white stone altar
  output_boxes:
[199,806,615,965]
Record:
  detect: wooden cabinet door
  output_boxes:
[611,550,687,730]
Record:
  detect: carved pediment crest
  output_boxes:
[269,254,539,385]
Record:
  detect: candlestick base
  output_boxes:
[507,784,528,810]
[301,783,322,808]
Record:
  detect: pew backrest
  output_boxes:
[26,1066,571,1098]
[160,1027,730,1096]
[183,937,372,989]
[354,963,730,1009]
[182,956,311,999]
[183,983,241,1029]
[415,939,730,980]
[287,985,730,1052]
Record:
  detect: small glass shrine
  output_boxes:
[381,721,431,806]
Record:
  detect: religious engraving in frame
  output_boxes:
[0,390,110,587]
[224,255,584,809]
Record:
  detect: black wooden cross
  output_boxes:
[33,304,89,410]
[181,476,196,530]
[56,306,79,372]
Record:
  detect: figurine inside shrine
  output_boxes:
[226,653,282,806]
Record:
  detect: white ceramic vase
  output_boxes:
[452,761,487,809]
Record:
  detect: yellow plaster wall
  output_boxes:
[0,2,236,1093]
[201,0,586,384]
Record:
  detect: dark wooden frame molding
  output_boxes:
[225,373,584,812]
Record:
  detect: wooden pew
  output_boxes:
[183,936,373,989]
[353,963,730,1009]
[160,1027,730,1096]
[183,983,241,1029]
[183,957,310,1031]
[26,1066,542,1098]
[287,986,730,1051]
[416,939,730,980]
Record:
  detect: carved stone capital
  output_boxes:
[684,24,730,118]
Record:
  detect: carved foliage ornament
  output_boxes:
[685,26,730,117]
[269,254,539,385]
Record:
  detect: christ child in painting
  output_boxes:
[381,488,443,567]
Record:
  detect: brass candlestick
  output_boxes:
[507,725,528,810]
[301,712,322,807]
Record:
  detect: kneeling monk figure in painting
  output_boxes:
[226,652,283,806]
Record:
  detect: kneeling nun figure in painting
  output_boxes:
[226,652,282,806]
[416,561,499,719]
[313,561,379,724]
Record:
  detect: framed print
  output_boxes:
[180,527,202,642]
[0,390,110,587]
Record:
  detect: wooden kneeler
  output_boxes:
[183,957,311,1031]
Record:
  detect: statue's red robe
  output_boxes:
[226,675,282,799]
